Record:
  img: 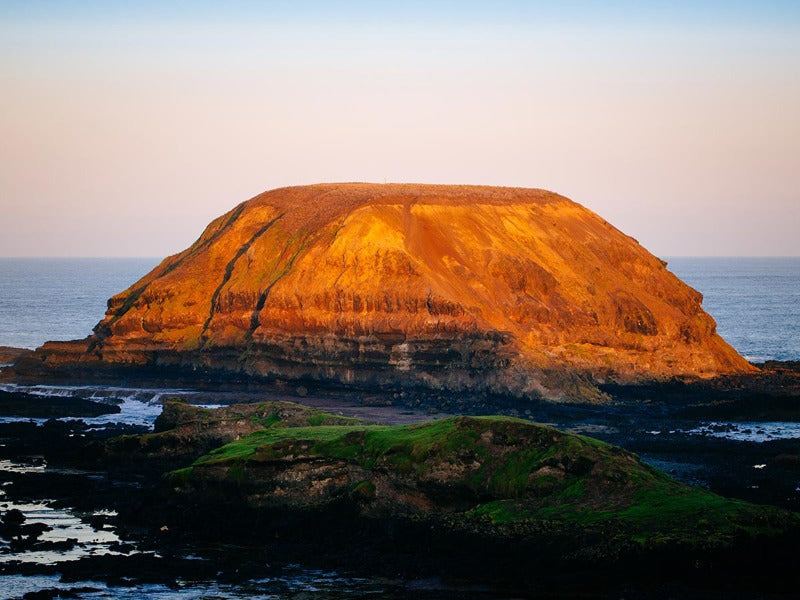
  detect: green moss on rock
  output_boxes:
[175,415,798,552]
[106,398,362,468]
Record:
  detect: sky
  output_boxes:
[1,1,798,258]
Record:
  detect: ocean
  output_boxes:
[0,256,798,597]
[0,258,160,350]
[0,256,798,361]
[666,257,800,362]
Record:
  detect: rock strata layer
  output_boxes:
[0,346,32,365]
[16,183,753,400]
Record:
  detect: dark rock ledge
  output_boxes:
[106,400,800,590]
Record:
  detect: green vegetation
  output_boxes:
[171,413,798,551]
[105,398,363,464]
[257,412,281,428]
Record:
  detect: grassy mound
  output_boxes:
[176,415,795,551]
[105,398,359,468]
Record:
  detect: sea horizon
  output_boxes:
[1,256,798,361]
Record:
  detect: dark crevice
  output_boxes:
[183,202,248,264]
[201,213,285,342]
[242,188,342,344]
[94,203,248,350]
[246,236,312,342]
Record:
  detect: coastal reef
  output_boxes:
[116,400,798,580]
[2,397,799,593]
[13,183,752,402]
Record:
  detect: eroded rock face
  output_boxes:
[0,346,32,365]
[20,183,752,400]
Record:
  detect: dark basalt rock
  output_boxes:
[103,401,800,585]
[104,398,359,475]
[2,394,800,594]
[0,389,120,418]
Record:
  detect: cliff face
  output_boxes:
[24,183,753,400]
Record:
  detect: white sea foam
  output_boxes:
[0,382,202,428]
[683,421,800,443]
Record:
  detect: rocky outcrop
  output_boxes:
[165,409,797,564]
[105,398,358,471]
[0,388,120,418]
[14,183,753,401]
[0,346,32,365]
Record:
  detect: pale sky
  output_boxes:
[1,1,798,257]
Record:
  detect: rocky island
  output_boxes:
[12,183,751,402]
[3,184,799,597]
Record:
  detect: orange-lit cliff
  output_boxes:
[20,184,754,401]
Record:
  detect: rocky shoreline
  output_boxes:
[2,352,800,597]
[0,388,799,597]
[0,389,120,419]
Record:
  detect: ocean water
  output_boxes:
[0,256,797,360]
[0,382,197,427]
[0,258,159,350]
[665,257,800,362]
